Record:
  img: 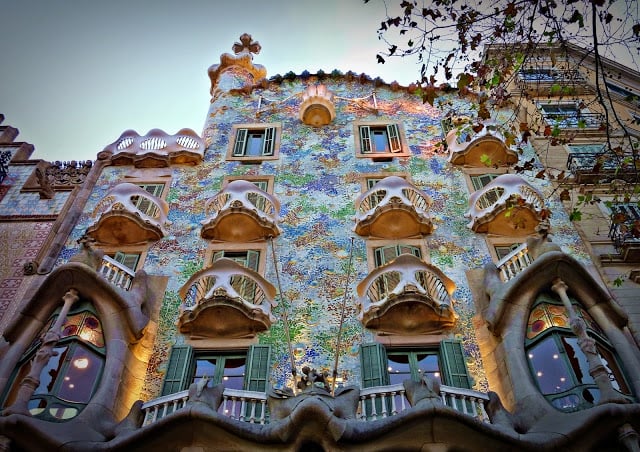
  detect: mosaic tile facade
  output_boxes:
[56,74,589,400]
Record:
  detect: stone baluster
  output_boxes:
[2,289,79,416]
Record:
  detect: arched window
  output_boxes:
[525,293,632,412]
[1,301,105,421]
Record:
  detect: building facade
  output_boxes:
[1,35,640,451]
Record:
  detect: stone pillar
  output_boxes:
[2,289,79,416]
[550,278,627,404]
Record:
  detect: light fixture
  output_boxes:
[73,357,89,369]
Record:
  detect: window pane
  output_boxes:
[245,131,264,156]
[596,344,630,394]
[372,129,389,153]
[35,346,68,395]
[194,358,217,385]
[57,345,103,403]
[415,353,441,384]
[562,337,594,385]
[528,337,573,394]
[387,353,412,385]
[222,357,246,390]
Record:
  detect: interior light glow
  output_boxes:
[537,371,543,377]
[73,358,89,369]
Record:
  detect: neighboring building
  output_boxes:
[1,35,639,451]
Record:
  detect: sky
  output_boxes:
[0,0,420,162]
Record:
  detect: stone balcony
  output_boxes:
[446,122,517,167]
[201,180,281,242]
[177,257,277,339]
[99,255,135,290]
[85,183,170,245]
[299,84,335,127]
[356,254,457,335]
[103,128,205,167]
[354,176,433,238]
[466,174,545,236]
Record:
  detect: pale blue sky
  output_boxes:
[0,0,420,161]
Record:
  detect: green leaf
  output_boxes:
[569,208,582,221]
[613,276,625,287]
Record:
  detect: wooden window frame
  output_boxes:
[354,120,410,160]
[227,123,282,162]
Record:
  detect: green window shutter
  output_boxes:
[360,126,372,153]
[387,124,402,152]
[211,250,226,263]
[262,127,275,156]
[398,244,421,259]
[439,339,471,389]
[246,250,260,272]
[233,128,248,156]
[142,183,165,197]
[360,342,389,388]
[113,252,140,271]
[161,345,194,396]
[244,345,271,392]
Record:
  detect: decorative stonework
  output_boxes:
[22,160,93,198]
[299,84,335,126]
[208,33,267,98]
[446,121,517,167]
[102,129,204,167]
[466,174,545,236]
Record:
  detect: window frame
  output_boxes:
[485,237,525,264]
[354,120,410,159]
[227,123,282,162]
[205,242,268,274]
[366,238,429,273]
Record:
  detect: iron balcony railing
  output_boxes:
[542,112,604,130]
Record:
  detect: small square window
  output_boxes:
[227,123,281,162]
[355,122,409,159]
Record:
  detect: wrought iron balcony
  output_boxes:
[542,112,605,131]
[516,69,591,95]
[85,182,170,245]
[354,176,433,238]
[446,122,517,167]
[201,180,281,241]
[466,174,545,236]
[177,257,277,338]
[356,254,457,335]
[99,255,135,290]
[567,152,640,184]
[609,209,640,263]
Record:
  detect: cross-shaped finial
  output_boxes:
[232,33,261,55]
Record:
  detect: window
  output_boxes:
[132,183,165,217]
[494,243,522,261]
[525,293,632,412]
[606,82,640,108]
[359,340,471,389]
[2,302,105,421]
[519,68,562,82]
[470,174,500,191]
[211,249,260,301]
[355,122,408,159]
[110,251,140,271]
[227,123,281,161]
[161,344,271,396]
[373,244,422,267]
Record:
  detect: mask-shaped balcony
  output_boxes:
[446,122,517,167]
[466,174,544,236]
[201,180,281,242]
[354,176,434,238]
[85,183,170,245]
[177,257,277,338]
[356,254,457,335]
[104,129,205,167]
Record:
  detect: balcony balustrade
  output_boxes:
[495,243,534,282]
[542,111,605,131]
[85,182,170,245]
[609,213,640,263]
[354,176,433,238]
[356,254,457,334]
[140,383,490,427]
[516,69,591,95]
[201,180,281,241]
[466,174,545,236]
[177,257,277,338]
[446,122,517,167]
[99,255,135,290]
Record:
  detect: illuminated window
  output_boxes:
[525,293,632,412]
[1,302,105,422]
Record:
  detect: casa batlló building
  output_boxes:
[1,34,640,451]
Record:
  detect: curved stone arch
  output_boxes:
[481,250,640,424]
[0,262,152,432]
